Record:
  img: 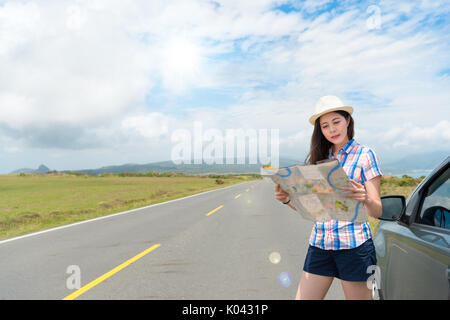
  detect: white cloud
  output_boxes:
[0,0,449,173]
[382,120,450,149]
[0,2,41,55]
[280,128,311,153]
[0,0,302,131]
[121,113,170,141]
[3,146,21,154]
[0,1,157,133]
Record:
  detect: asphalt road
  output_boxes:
[0,178,344,300]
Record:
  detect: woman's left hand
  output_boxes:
[341,180,368,204]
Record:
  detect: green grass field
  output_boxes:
[0,172,261,240]
[368,175,425,235]
[0,172,423,241]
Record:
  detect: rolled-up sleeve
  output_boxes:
[362,148,383,181]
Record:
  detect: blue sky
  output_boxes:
[0,0,449,173]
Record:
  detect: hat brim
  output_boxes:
[309,106,353,125]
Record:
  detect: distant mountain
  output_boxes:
[382,150,449,176]
[10,150,448,176]
[64,150,448,176]
[10,164,51,174]
[36,164,51,173]
[64,157,303,175]
[10,167,36,174]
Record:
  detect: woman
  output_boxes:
[274,95,382,300]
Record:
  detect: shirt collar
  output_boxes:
[329,138,357,158]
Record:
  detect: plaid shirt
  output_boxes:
[309,138,383,250]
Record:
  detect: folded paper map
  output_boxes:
[262,159,368,223]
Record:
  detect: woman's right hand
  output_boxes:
[274,183,290,203]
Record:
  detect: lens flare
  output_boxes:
[268,252,281,264]
[277,272,293,288]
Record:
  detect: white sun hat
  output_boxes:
[309,95,353,125]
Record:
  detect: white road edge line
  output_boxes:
[0,180,258,246]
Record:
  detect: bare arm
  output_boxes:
[362,176,382,218]
[286,200,297,211]
[342,176,382,219]
[274,183,297,211]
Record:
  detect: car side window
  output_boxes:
[416,166,450,230]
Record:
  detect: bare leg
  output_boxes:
[340,280,372,300]
[295,271,334,300]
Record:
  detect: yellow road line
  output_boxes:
[62,243,161,300]
[391,243,408,254]
[205,205,224,216]
[234,194,241,199]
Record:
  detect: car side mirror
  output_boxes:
[380,196,406,221]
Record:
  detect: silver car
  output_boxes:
[374,155,450,300]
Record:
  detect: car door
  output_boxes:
[384,165,450,299]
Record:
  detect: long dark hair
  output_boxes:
[305,110,354,165]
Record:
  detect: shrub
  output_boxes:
[65,170,85,176]
[396,175,416,186]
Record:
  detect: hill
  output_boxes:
[10,164,50,174]
[63,157,302,175]
[9,150,448,176]
[382,150,449,176]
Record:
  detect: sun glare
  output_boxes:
[161,37,202,92]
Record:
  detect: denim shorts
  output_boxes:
[303,239,377,282]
